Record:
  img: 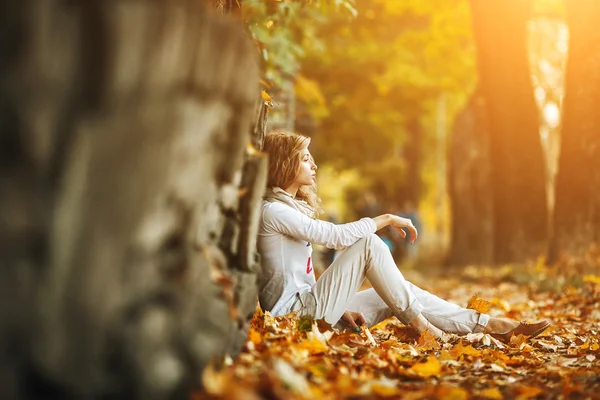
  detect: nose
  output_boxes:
[311,162,317,171]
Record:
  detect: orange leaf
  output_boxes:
[371,382,401,396]
[439,349,455,361]
[462,344,482,357]
[417,331,441,351]
[410,355,441,378]
[261,90,272,103]
[479,387,503,399]
[436,386,468,400]
[297,335,329,355]
[248,327,262,345]
[467,293,491,313]
[517,386,544,399]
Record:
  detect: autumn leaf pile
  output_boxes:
[194,266,600,400]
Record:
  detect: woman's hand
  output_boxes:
[389,215,418,244]
[373,214,419,244]
[341,310,367,332]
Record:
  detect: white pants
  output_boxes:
[296,234,489,335]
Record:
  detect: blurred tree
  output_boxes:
[300,0,476,213]
[447,89,493,266]
[470,0,548,264]
[0,2,260,398]
[550,0,600,261]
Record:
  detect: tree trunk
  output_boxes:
[550,0,600,262]
[470,0,548,264]
[403,117,423,206]
[447,90,493,266]
[0,1,261,399]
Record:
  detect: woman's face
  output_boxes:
[294,147,317,187]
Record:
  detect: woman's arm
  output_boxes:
[373,213,418,244]
[263,203,377,250]
[263,204,418,250]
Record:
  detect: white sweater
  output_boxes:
[257,200,377,316]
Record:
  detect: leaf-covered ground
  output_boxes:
[194,263,600,400]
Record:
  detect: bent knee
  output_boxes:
[363,233,390,252]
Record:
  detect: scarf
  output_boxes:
[264,187,314,218]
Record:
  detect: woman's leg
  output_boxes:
[405,282,489,334]
[311,233,424,327]
[339,286,489,335]
[334,288,395,329]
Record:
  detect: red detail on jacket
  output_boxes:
[306,257,313,274]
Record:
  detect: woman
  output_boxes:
[257,130,550,342]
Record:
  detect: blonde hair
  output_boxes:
[263,130,321,215]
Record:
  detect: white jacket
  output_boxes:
[257,200,377,316]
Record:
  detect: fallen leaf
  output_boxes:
[297,334,328,355]
[248,328,262,345]
[360,325,378,347]
[479,387,504,399]
[437,386,469,400]
[417,331,441,350]
[410,355,441,378]
[261,90,272,103]
[451,342,482,358]
[516,385,543,399]
[467,293,491,313]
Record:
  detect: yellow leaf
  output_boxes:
[297,334,328,355]
[462,344,482,357]
[437,386,468,400]
[480,387,504,399]
[583,275,600,285]
[491,298,511,312]
[450,342,481,358]
[371,382,401,396]
[591,343,599,351]
[410,355,441,378]
[248,328,262,345]
[261,90,272,103]
[371,318,393,331]
[439,349,455,361]
[517,386,544,399]
[467,293,491,313]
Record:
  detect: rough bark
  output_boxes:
[447,90,493,266]
[470,0,548,264]
[550,0,600,262]
[0,1,260,399]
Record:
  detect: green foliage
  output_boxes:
[299,0,476,209]
[242,0,357,86]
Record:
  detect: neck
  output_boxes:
[283,184,299,198]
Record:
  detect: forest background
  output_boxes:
[1,1,598,398]
[238,0,600,273]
